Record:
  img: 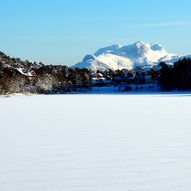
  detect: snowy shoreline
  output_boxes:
[1,90,191,97]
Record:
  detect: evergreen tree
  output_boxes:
[159,62,174,90]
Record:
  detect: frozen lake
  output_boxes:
[0,95,191,191]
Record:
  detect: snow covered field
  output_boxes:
[0,95,191,191]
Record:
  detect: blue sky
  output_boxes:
[1,0,191,66]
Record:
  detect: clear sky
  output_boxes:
[1,0,191,66]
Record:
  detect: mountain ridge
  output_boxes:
[73,41,181,71]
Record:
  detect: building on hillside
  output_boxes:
[92,72,106,85]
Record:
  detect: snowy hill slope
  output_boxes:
[73,41,180,71]
[75,53,133,71]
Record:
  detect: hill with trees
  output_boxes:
[0,50,191,95]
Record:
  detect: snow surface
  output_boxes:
[73,41,180,71]
[1,95,191,191]
[17,68,34,77]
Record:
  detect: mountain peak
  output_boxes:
[94,44,122,56]
[131,41,164,53]
[134,41,147,47]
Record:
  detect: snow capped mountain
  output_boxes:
[73,41,180,71]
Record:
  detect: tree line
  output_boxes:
[159,58,191,90]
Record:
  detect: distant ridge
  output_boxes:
[73,41,181,71]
